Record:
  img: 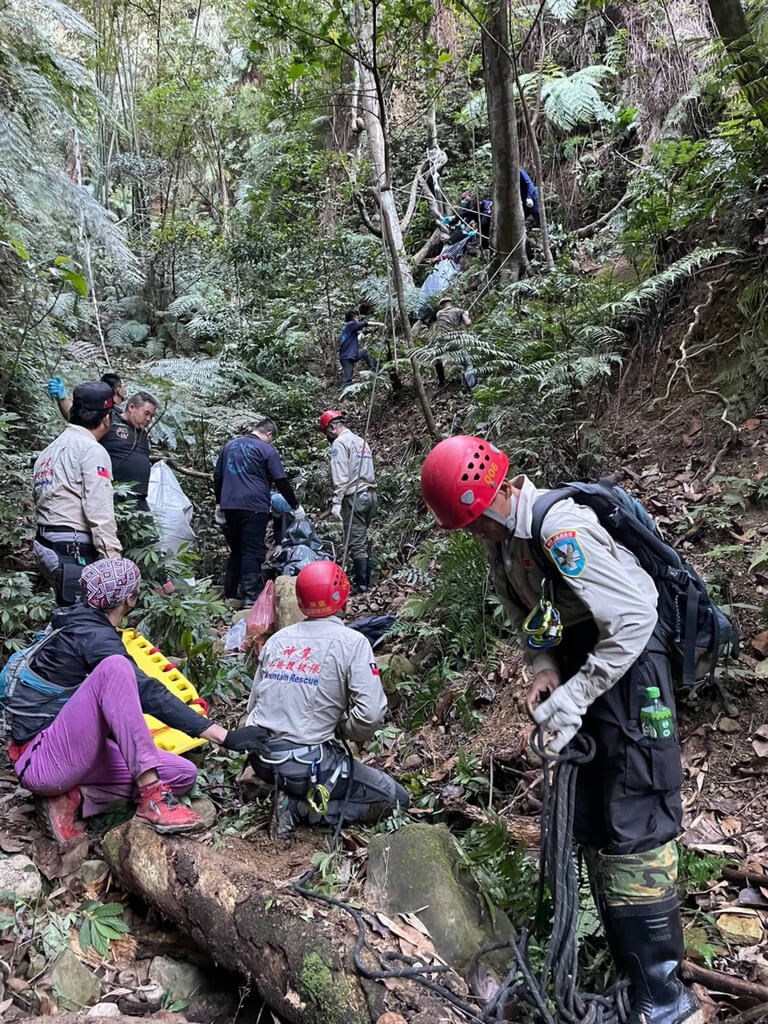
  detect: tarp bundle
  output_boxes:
[263,519,335,577]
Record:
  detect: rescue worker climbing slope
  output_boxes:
[420,436,702,1024]
[245,560,409,838]
[319,411,377,594]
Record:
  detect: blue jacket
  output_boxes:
[520,169,540,222]
[339,320,367,361]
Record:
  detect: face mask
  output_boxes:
[481,491,518,531]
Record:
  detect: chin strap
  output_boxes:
[481,492,518,529]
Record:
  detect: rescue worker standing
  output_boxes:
[420,435,701,1024]
[214,417,304,604]
[319,411,377,594]
[338,311,383,386]
[245,560,410,838]
[33,381,121,604]
[47,372,127,420]
[100,391,157,511]
[433,295,476,390]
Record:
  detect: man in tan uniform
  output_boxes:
[318,411,377,594]
[33,381,121,604]
[421,435,701,1024]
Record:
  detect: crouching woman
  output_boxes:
[6,557,254,843]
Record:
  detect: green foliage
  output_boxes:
[0,574,54,656]
[135,579,227,658]
[78,900,131,957]
[458,818,542,922]
[678,848,726,895]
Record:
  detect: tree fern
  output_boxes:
[541,66,616,131]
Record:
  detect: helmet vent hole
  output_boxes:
[473,473,480,481]
[461,473,469,481]
[467,461,474,469]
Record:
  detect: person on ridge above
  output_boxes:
[33,381,122,605]
[338,310,383,387]
[47,372,127,421]
[7,557,267,844]
[318,410,377,594]
[214,416,306,605]
[245,560,410,839]
[420,435,702,1024]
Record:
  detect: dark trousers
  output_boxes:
[34,534,98,606]
[222,509,269,604]
[341,351,376,385]
[552,621,683,855]
[250,740,410,825]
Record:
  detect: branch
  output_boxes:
[150,455,212,482]
[574,192,631,238]
[353,192,382,236]
[400,150,448,236]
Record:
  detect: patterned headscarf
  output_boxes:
[80,558,141,610]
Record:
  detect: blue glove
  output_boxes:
[47,376,66,400]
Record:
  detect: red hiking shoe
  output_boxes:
[135,781,202,834]
[39,788,86,846]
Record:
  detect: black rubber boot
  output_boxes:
[352,557,368,594]
[604,896,703,1024]
[364,555,372,589]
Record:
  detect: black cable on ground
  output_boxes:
[292,729,631,1023]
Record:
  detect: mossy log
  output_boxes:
[103,820,465,1024]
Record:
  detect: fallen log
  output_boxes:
[682,960,768,1003]
[103,820,473,1024]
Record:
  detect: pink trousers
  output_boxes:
[15,654,197,817]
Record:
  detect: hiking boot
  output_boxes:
[38,788,86,846]
[135,781,202,834]
[272,792,302,840]
[351,557,368,595]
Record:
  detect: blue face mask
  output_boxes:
[481,491,517,532]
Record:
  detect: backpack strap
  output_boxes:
[529,487,579,580]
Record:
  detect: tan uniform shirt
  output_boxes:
[330,430,376,505]
[486,475,658,694]
[246,616,387,745]
[33,425,122,557]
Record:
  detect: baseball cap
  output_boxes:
[73,381,115,413]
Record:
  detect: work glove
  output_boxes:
[331,502,342,521]
[222,726,270,753]
[532,675,603,754]
[47,375,66,400]
[293,504,307,522]
[214,505,227,526]
[525,197,534,210]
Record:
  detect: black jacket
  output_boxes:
[101,413,151,499]
[16,604,208,744]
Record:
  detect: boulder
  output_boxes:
[80,860,110,887]
[189,797,217,829]
[0,855,42,899]
[49,949,101,1009]
[149,956,210,1002]
[365,824,512,974]
[87,1004,121,1018]
[274,575,304,630]
[375,654,415,696]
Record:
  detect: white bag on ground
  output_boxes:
[147,461,195,555]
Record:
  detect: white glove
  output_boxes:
[525,197,534,209]
[532,677,597,754]
[293,504,307,522]
[331,503,342,521]
[214,505,227,526]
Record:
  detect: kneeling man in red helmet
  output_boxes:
[245,560,410,838]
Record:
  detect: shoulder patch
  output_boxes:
[544,529,586,578]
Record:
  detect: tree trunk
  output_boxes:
[706,0,768,128]
[482,0,527,282]
[103,820,457,1024]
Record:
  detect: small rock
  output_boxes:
[0,855,42,899]
[49,948,101,1009]
[189,797,217,829]
[752,629,768,658]
[718,717,741,734]
[149,956,210,1002]
[117,980,164,1015]
[187,990,237,1023]
[80,859,109,887]
[87,1002,121,1017]
[402,753,421,769]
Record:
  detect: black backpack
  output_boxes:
[530,481,737,686]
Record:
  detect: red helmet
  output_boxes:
[421,435,509,530]
[296,561,351,618]
[319,410,343,432]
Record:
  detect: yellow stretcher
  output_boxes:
[121,628,208,756]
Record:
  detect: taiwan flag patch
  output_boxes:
[97,466,111,479]
[370,662,380,676]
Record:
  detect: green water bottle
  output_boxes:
[641,686,674,739]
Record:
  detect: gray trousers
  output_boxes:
[250,740,409,825]
[341,490,378,560]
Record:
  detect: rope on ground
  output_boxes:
[292,730,631,1023]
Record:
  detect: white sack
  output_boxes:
[147,461,195,555]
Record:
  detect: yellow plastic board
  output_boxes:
[121,628,208,755]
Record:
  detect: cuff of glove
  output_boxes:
[526,650,560,676]
[532,679,588,726]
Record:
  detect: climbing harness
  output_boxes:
[522,580,563,650]
[292,730,630,1022]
